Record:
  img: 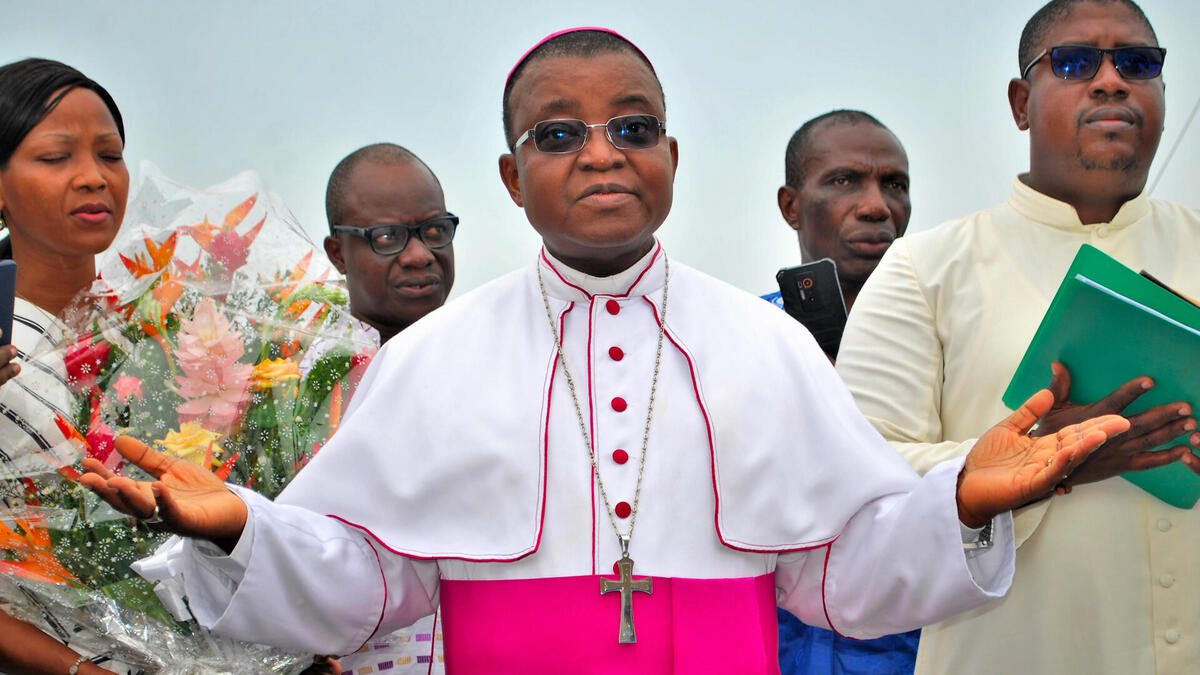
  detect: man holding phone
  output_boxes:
[766,110,911,315]
[765,109,915,674]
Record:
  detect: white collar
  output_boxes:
[1009,176,1150,233]
[537,241,665,303]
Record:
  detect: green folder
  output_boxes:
[1003,244,1200,508]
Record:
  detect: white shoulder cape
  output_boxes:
[278,251,916,560]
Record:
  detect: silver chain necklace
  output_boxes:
[536,253,669,644]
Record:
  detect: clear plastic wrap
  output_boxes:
[0,163,378,673]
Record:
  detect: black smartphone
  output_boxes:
[776,258,847,358]
[0,260,14,347]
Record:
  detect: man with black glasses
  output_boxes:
[323,143,456,344]
[836,1,1200,673]
[319,142,455,673]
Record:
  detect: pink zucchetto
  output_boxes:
[505,26,655,89]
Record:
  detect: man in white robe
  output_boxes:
[836,1,1200,673]
[81,27,1127,674]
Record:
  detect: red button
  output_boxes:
[606,299,620,315]
[612,448,629,464]
[611,397,627,412]
[609,346,624,361]
[615,501,632,518]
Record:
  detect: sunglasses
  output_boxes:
[513,114,665,154]
[1021,45,1166,81]
[332,214,458,256]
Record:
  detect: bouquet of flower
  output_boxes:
[0,164,378,673]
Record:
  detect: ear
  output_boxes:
[667,136,680,174]
[777,185,801,231]
[498,153,524,207]
[323,235,347,275]
[1008,78,1031,131]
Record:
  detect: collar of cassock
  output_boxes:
[538,240,666,303]
[1009,175,1150,234]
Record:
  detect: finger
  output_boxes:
[81,478,144,517]
[1007,389,1057,434]
[77,471,111,495]
[1047,362,1072,406]
[1092,375,1156,415]
[151,484,184,527]
[1182,451,1200,476]
[106,475,159,519]
[1124,403,1193,439]
[0,362,19,386]
[115,435,176,479]
[1068,413,1132,439]
[1054,426,1117,470]
[1123,446,1190,473]
[1059,414,1131,451]
[80,457,116,481]
[1124,415,1197,452]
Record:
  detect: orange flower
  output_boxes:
[0,515,79,586]
[152,276,185,317]
[182,195,265,273]
[250,358,301,390]
[118,231,178,279]
[268,251,313,306]
[173,254,205,280]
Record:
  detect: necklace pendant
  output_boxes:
[600,553,653,644]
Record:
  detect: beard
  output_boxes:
[1076,148,1139,173]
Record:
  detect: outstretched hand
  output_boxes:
[78,436,248,551]
[1033,362,1200,491]
[956,388,1131,528]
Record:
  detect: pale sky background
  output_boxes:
[6,0,1199,297]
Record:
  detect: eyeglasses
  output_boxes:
[513,114,665,154]
[332,214,458,256]
[1021,45,1166,81]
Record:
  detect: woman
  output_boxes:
[0,57,129,675]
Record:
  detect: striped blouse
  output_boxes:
[0,297,72,481]
[1,297,140,674]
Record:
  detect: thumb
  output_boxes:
[1006,389,1056,434]
[1047,362,1072,406]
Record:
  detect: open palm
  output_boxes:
[78,435,248,548]
[956,389,1131,528]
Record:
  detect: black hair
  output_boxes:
[502,30,664,149]
[783,110,887,188]
[0,58,124,169]
[1019,0,1158,73]
[324,143,441,231]
[0,58,124,260]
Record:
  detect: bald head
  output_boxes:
[1019,0,1157,72]
[325,143,442,231]
[783,110,887,189]
[322,143,454,342]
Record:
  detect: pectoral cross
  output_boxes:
[600,540,653,644]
